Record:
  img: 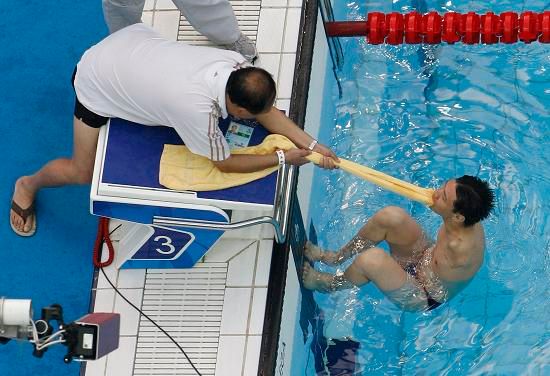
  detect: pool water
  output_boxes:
[307,0,549,374]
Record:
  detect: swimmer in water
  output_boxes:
[302,175,495,311]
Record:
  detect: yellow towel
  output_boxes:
[159,134,434,205]
[159,134,296,191]
[306,153,434,206]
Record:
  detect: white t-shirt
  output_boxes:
[75,23,248,161]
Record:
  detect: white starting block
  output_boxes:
[90,117,290,269]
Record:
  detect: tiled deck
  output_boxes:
[86,228,275,376]
[84,1,303,375]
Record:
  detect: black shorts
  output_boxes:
[71,67,109,128]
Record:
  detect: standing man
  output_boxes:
[103,0,257,61]
[303,176,494,311]
[9,23,337,236]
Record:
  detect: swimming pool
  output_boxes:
[303,0,549,374]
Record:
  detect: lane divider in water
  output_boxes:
[325,11,550,44]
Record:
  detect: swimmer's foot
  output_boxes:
[304,241,338,265]
[304,241,323,261]
[10,177,37,237]
[302,262,334,293]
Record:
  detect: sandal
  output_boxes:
[10,200,36,237]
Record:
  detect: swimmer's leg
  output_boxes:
[304,236,377,266]
[304,206,425,266]
[303,247,408,293]
[302,262,351,292]
[303,240,365,266]
[356,206,426,261]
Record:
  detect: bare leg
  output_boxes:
[305,206,426,266]
[357,206,426,261]
[304,237,376,266]
[303,248,409,294]
[302,262,354,293]
[303,241,330,263]
[10,118,100,233]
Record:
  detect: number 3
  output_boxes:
[153,236,176,255]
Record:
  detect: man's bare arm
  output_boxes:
[255,107,339,168]
[213,148,312,173]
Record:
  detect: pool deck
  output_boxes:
[84,1,303,375]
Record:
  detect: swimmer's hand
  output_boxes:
[312,143,339,169]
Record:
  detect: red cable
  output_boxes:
[93,217,115,268]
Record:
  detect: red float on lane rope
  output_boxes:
[540,11,550,43]
[386,12,404,45]
[367,12,386,44]
[324,10,549,44]
[404,11,423,43]
[423,11,442,44]
[519,11,539,43]
[442,12,461,44]
[480,12,501,44]
[460,12,481,44]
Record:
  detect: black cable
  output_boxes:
[99,267,202,376]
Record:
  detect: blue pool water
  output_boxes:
[0,3,106,375]
[308,0,549,374]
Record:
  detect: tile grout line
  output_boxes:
[251,239,261,288]
[241,287,255,374]
[241,239,262,374]
[150,0,157,30]
[241,335,250,376]
[225,240,258,262]
[131,268,147,376]
[218,263,230,376]
[275,5,290,91]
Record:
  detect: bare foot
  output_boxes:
[304,241,338,265]
[302,262,334,293]
[304,241,324,261]
[10,177,36,234]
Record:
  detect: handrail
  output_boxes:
[153,215,284,242]
[152,165,297,244]
[272,164,295,243]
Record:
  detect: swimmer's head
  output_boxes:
[226,67,276,118]
[453,175,495,226]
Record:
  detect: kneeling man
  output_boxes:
[10,23,338,236]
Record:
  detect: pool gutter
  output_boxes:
[258,0,319,374]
